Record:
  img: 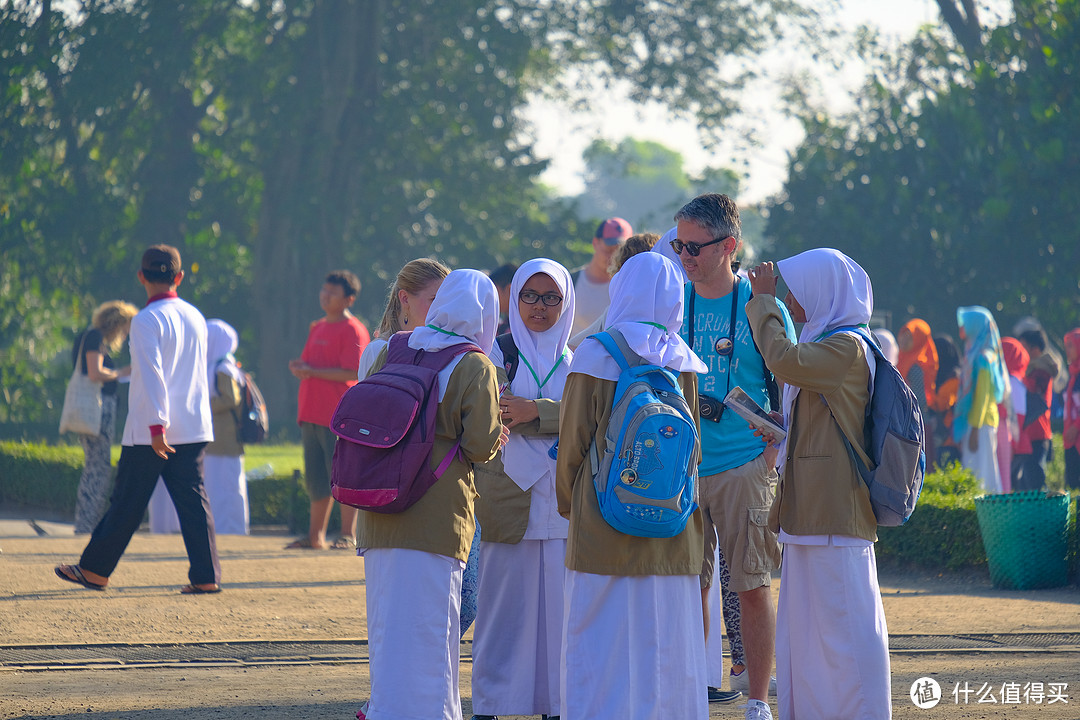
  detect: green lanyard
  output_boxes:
[519,351,568,391]
[424,324,464,337]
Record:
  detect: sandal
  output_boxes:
[180,584,222,594]
[331,535,357,550]
[55,564,106,591]
[285,537,328,550]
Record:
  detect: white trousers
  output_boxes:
[365,548,464,720]
[148,477,181,534]
[961,424,1001,493]
[561,569,708,720]
[203,454,248,535]
[148,455,247,534]
[776,542,892,720]
[472,539,565,715]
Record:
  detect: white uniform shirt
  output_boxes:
[122,296,214,446]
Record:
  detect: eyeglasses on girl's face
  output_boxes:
[519,290,563,307]
[669,236,730,257]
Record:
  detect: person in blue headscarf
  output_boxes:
[954,306,1009,493]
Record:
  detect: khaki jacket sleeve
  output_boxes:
[557,372,599,519]
[746,296,860,395]
[210,372,242,415]
[456,354,503,466]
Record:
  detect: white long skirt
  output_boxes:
[365,548,464,720]
[148,477,181,534]
[561,569,707,720]
[705,540,726,687]
[472,539,565,715]
[147,455,247,535]
[776,543,891,720]
[204,454,248,535]
[961,424,1001,493]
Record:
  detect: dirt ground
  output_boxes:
[1,527,1078,719]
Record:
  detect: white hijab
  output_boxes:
[206,319,242,397]
[651,225,688,281]
[496,259,575,491]
[776,248,875,461]
[570,252,707,381]
[408,269,499,399]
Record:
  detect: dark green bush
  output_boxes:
[876,462,987,570]
[0,441,82,513]
[1,441,316,533]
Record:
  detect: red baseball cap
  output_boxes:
[594,217,633,246]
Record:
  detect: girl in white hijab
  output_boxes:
[148,318,248,535]
[746,249,890,720]
[471,258,575,719]
[357,269,505,720]
[556,252,708,720]
[201,319,249,535]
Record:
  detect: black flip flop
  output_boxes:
[180,584,222,594]
[54,564,106,591]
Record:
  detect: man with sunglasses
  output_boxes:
[569,217,633,338]
[672,193,796,720]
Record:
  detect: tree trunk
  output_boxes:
[252,0,382,438]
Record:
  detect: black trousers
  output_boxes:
[80,442,220,585]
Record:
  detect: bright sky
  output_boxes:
[523,0,950,204]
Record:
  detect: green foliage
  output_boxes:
[765,1,1080,340]
[0,441,82,513]
[0,0,822,439]
[876,462,987,570]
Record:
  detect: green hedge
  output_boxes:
[0,441,317,532]
[0,441,83,514]
[0,442,1072,573]
[877,462,986,570]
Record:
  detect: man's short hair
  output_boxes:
[1018,328,1047,352]
[325,270,361,298]
[141,244,182,284]
[488,263,518,289]
[673,193,741,242]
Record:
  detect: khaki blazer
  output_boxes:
[746,296,877,542]
[556,370,704,576]
[355,348,503,562]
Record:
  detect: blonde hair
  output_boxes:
[376,258,451,338]
[92,300,139,353]
[609,232,661,275]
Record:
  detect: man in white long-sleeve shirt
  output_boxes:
[56,245,221,594]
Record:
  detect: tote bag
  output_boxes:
[59,331,104,436]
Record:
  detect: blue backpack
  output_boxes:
[821,326,926,526]
[588,329,700,538]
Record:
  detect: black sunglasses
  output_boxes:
[670,236,730,257]
[519,290,563,307]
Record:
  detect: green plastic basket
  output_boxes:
[974,490,1071,590]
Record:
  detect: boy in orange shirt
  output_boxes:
[288,270,370,549]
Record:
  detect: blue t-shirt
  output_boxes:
[680,279,797,475]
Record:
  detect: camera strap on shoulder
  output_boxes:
[688,278,740,414]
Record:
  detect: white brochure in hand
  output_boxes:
[723,386,787,441]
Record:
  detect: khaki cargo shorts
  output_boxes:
[699,452,782,593]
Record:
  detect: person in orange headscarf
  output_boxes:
[1063,328,1080,491]
[929,335,963,468]
[1000,337,1029,494]
[897,319,939,466]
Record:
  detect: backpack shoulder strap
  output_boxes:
[495,332,519,382]
[419,342,483,371]
[590,329,638,372]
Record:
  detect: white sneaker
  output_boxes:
[741,699,773,720]
[730,668,777,696]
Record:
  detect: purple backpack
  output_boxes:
[330,332,480,513]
